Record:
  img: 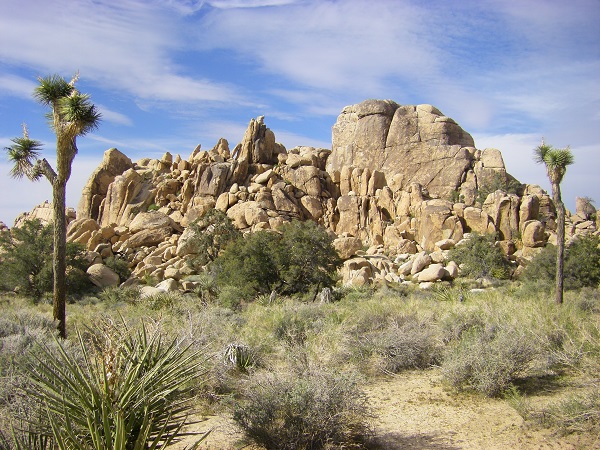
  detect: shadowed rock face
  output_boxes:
[328,100,476,198]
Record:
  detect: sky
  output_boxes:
[0,0,599,227]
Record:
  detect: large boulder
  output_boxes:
[575,197,596,220]
[226,201,269,229]
[129,211,175,233]
[333,236,363,259]
[483,191,520,240]
[66,218,101,244]
[98,168,154,227]
[87,263,120,288]
[522,220,546,248]
[328,101,475,198]
[125,227,173,249]
[231,116,281,184]
[77,148,134,220]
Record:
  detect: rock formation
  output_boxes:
[13,98,595,291]
[328,101,476,199]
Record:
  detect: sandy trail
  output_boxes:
[175,369,599,450]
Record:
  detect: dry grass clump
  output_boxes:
[441,323,539,397]
[535,388,600,434]
[345,311,442,375]
[231,366,372,450]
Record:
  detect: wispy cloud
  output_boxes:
[0,0,239,105]
[96,105,133,127]
[0,74,37,98]
[195,1,437,95]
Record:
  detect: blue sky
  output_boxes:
[1,0,599,226]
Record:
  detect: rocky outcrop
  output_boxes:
[328,101,476,199]
[23,99,589,292]
[13,201,76,228]
[78,148,134,221]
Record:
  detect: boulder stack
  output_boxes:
[15,98,591,291]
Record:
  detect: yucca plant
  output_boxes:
[21,320,208,449]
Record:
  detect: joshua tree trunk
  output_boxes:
[6,74,101,339]
[552,181,565,305]
[53,179,68,338]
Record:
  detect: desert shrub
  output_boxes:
[97,285,142,305]
[187,209,241,271]
[442,324,539,397]
[273,313,309,347]
[186,272,219,303]
[438,306,487,344]
[231,368,371,450]
[215,220,342,300]
[372,316,441,373]
[574,287,600,313]
[447,232,510,280]
[337,285,376,303]
[215,230,281,298]
[431,285,471,303]
[217,284,252,309]
[139,291,183,310]
[0,304,75,448]
[523,234,600,290]
[0,219,92,298]
[223,342,258,373]
[276,220,342,297]
[348,313,441,374]
[16,320,207,449]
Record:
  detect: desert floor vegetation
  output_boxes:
[0,279,599,448]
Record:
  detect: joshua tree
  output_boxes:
[534,139,574,305]
[5,74,101,337]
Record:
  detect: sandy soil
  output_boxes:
[175,369,599,450]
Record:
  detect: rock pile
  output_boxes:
[16,99,597,290]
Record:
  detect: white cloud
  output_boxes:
[207,0,298,8]
[96,105,133,127]
[0,0,239,105]
[196,1,438,96]
[0,74,37,98]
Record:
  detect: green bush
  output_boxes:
[187,209,241,271]
[523,234,600,289]
[276,220,342,296]
[0,219,92,298]
[232,368,371,450]
[447,233,510,280]
[18,320,207,449]
[214,220,342,300]
[97,285,142,305]
[215,230,281,298]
